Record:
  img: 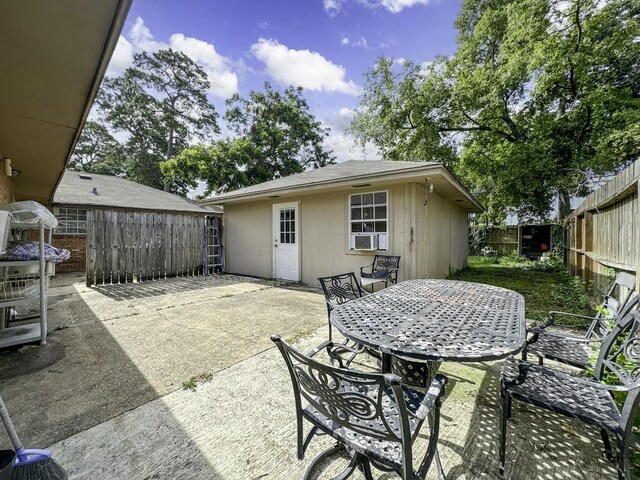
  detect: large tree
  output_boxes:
[68,121,126,176]
[162,82,335,196]
[96,49,219,194]
[351,0,640,222]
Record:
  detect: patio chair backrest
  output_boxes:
[271,335,414,471]
[373,255,401,274]
[594,310,640,435]
[586,272,637,339]
[318,272,365,317]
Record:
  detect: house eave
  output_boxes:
[1,0,133,205]
[201,164,484,213]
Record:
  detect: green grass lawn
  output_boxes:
[449,255,594,326]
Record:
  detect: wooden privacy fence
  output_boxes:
[565,159,639,294]
[86,209,206,286]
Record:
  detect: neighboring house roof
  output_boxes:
[53,172,219,215]
[1,0,132,205]
[200,160,483,213]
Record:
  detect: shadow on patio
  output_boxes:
[435,361,616,480]
[0,292,221,478]
[89,274,267,301]
[1,273,328,479]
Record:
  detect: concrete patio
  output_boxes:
[0,274,619,479]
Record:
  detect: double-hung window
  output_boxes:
[55,207,87,235]
[349,191,388,250]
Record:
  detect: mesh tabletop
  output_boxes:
[330,279,526,362]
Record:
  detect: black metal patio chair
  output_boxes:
[524,294,639,369]
[500,310,640,480]
[531,271,635,333]
[271,334,448,480]
[360,255,401,292]
[318,273,370,366]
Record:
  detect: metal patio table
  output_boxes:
[330,278,526,383]
[329,279,525,479]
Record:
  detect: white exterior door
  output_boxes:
[273,202,300,281]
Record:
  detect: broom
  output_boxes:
[0,394,67,480]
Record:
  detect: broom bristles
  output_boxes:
[5,456,68,480]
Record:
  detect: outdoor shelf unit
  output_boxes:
[0,220,53,348]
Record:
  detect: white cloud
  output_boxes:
[324,0,432,15]
[340,36,370,49]
[257,21,269,30]
[107,36,134,75]
[105,17,238,98]
[321,107,378,162]
[129,17,166,51]
[324,129,379,162]
[324,0,345,16]
[380,0,432,13]
[169,34,238,98]
[250,38,361,95]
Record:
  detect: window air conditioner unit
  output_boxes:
[353,234,379,251]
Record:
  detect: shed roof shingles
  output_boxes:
[53,171,215,214]
[202,160,443,203]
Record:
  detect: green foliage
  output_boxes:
[450,256,592,325]
[182,372,213,391]
[163,82,335,196]
[96,49,219,194]
[550,224,564,257]
[469,222,492,255]
[68,121,126,176]
[530,255,565,273]
[351,0,640,222]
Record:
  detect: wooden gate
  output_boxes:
[86,209,206,286]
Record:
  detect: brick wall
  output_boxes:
[51,235,86,273]
[0,174,15,204]
[26,231,86,273]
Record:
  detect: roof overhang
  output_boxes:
[202,164,484,213]
[0,0,132,205]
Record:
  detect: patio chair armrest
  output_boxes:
[307,340,334,358]
[415,374,448,421]
[360,264,374,276]
[503,361,536,387]
[527,328,601,343]
[534,311,600,330]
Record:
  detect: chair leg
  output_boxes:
[521,348,527,362]
[331,451,363,480]
[538,356,544,366]
[601,429,614,462]
[499,386,510,479]
[359,458,374,480]
[303,443,344,480]
[616,436,630,480]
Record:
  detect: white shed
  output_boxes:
[200,160,483,285]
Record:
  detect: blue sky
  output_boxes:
[106,0,463,162]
